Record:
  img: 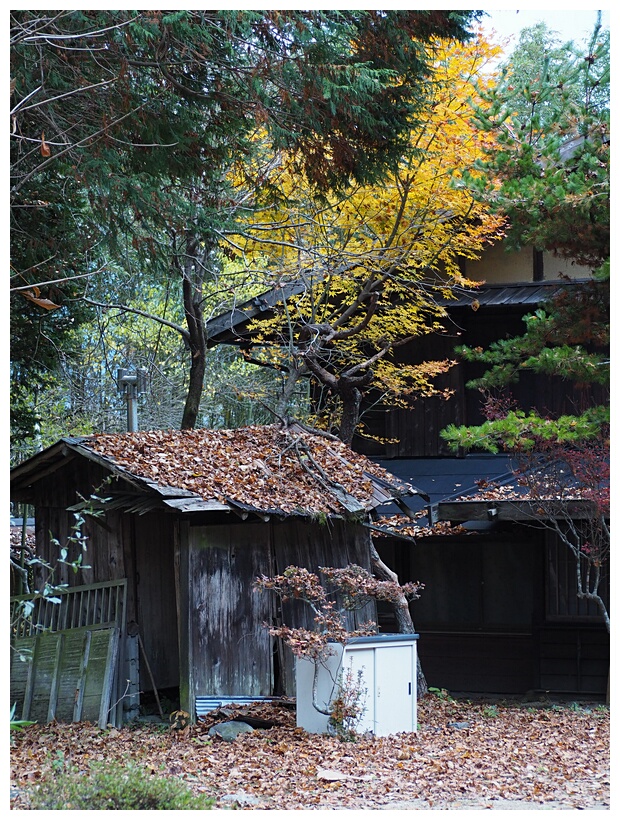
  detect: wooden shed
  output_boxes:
[10,423,421,724]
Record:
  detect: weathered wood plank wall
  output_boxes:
[133,511,179,691]
[178,517,376,712]
[271,518,376,696]
[32,460,129,590]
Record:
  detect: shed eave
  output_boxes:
[10,438,84,500]
[10,431,422,518]
[162,497,233,513]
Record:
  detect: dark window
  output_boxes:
[533,248,544,281]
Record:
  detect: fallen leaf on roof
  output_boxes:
[85,424,410,515]
[373,514,468,538]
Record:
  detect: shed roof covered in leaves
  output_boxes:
[11,424,425,518]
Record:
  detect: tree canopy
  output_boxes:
[465,16,609,266]
[225,34,506,443]
[10,9,482,445]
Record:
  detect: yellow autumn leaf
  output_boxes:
[221,34,506,430]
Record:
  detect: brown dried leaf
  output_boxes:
[40,131,51,157]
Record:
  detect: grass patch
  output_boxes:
[28,759,215,810]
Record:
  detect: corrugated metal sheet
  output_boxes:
[195,695,279,717]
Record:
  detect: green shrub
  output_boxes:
[29,760,215,810]
[10,703,35,737]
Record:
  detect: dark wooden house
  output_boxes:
[10,423,423,725]
[371,455,609,698]
[203,242,610,698]
[360,245,609,697]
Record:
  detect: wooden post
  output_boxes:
[123,625,141,723]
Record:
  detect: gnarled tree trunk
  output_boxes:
[368,534,428,698]
[175,231,213,430]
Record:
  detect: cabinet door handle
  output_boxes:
[408,682,412,695]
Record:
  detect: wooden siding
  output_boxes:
[376,531,544,632]
[354,304,607,459]
[271,518,376,695]
[538,626,609,695]
[374,530,608,696]
[23,456,180,694]
[174,519,193,718]
[387,627,608,697]
[416,632,537,694]
[545,530,610,620]
[177,517,376,716]
[354,330,465,458]
[372,620,608,696]
[376,531,541,694]
[32,459,130,590]
[133,511,179,691]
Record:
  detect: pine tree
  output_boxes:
[441,16,609,453]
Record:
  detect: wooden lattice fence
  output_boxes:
[10,580,127,729]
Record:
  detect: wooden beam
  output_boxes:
[99,628,121,729]
[435,498,599,523]
[73,631,92,721]
[46,634,64,723]
[174,520,194,721]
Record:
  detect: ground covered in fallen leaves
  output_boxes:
[10,694,610,811]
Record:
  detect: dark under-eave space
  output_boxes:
[373,454,515,523]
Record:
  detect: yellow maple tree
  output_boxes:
[224,33,506,443]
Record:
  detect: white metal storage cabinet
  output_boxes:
[296,634,418,736]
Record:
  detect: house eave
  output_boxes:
[434,498,600,524]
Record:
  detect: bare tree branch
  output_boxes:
[83,298,188,339]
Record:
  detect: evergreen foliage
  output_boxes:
[441,16,610,453]
[466,17,609,265]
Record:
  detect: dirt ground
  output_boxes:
[377,798,609,810]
